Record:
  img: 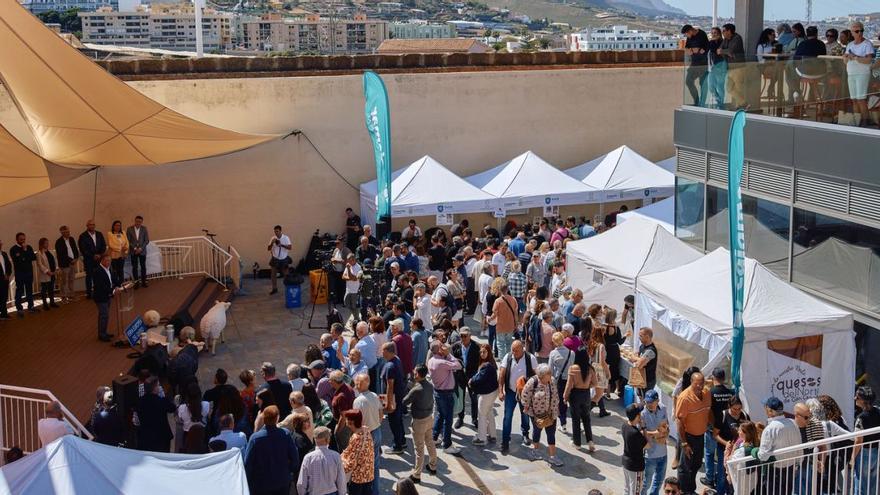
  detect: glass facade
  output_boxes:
[675,176,704,250]
[791,208,880,314]
[704,186,791,279]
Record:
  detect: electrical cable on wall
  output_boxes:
[285,130,360,192]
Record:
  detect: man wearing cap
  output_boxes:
[674,371,712,494]
[851,386,880,494]
[753,396,801,494]
[307,360,333,404]
[642,390,670,495]
[703,367,734,490]
[622,403,649,495]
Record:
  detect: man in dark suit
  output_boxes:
[126,215,150,288]
[136,376,174,452]
[0,239,11,320]
[10,232,37,318]
[452,327,481,429]
[54,225,80,303]
[93,253,120,341]
[78,219,106,299]
[258,362,293,418]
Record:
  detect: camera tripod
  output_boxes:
[307,264,337,329]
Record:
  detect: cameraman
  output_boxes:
[267,225,292,295]
[330,238,350,305]
[342,253,362,327]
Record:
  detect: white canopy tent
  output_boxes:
[617,197,675,233]
[359,155,498,223]
[565,217,702,310]
[565,145,675,202]
[0,435,249,495]
[656,156,676,173]
[466,150,596,209]
[636,248,855,423]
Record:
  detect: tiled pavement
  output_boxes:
[197,277,696,495]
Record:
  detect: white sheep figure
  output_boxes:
[200,300,231,355]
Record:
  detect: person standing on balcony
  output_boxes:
[707,27,727,109]
[825,28,844,56]
[776,23,794,47]
[10,232,37,317]
[126,215,150,289]
[54,226,79,303]
[78,219,106,300]
[681,24,709,107]
[852,386,880,495]
[106,220,128,285]
[0,239,10,320]
[719,24,746,110]
[37,400,74,447]
[35,238,58,311]
[93,253,120,342]
[844,22,876,127]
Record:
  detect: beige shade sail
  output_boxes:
[0,0,277,166]
[0,123,89,206]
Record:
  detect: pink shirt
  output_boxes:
[538,323,555,359]
[427,354,461,391]
[563,335,582,352]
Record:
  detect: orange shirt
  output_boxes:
[675,386,713,436]
[492,294,518,334]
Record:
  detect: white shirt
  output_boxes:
[269,234,291,260]
[0,251,6,274]
[757,415,802,467]
[404,226,422,239]
[491,251,506,275]
[846,39,876,75]
[415,294,433,330]
[549,272,566,296]
[353,390,383,431]
[478,273,493,311]
[89,231,97,245]
[102,265,113,285]
[499,352,538,391]
[343,262,361,295]
[178,401,212,432]
[62,237,75,259]
[133,226,142,241]
[465,257,477,278]
[38,418,74,446]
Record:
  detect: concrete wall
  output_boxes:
[0,65,681,266]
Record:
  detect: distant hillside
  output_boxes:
[584,0,684,16]
[481,0,670,29]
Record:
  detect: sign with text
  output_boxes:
[125,316,147,348]
[767,335,823,410]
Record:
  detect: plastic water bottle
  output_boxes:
[166,324,175,353]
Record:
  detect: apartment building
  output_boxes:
[241,13,387,54]
[389,20,456,39]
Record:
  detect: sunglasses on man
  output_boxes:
[853,29,864,33]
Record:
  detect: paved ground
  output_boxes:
[197,277,698,495]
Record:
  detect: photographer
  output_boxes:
[330,238,351,305]
[267,225,292,296]
[342,253,362,327]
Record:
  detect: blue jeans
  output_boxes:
[496,332,514,359]
[704,430,717,485]
[501,388,529,447]
[432,389,455,448]
[642,456,667,495]
[370,428,381,495]
[855,447,880,495]
[714,443,729,494]
[795,457,815,495]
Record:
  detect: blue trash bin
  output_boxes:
[285,284,302,309]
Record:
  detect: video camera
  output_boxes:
[312,229,336,262]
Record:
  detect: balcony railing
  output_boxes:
[727,423,880,495]
[4,235,236,311]
[683,53,880,129]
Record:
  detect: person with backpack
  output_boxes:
[497,339,538,455]
[492,282,520,359]
[521,363,563,466]
[548,332,574,432]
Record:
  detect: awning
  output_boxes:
[565,145,674,202]
[0,0,277,166]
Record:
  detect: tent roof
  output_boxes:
[0,0,276,166]
[656,156,676,173]
[617,197,675,233]
[565,145,674,194]
[566,216,701,287]
[638,248,851,338]
[0,123,87,206]
[360,155,496,212]
[466,150,594,199]
[0,435,248,495]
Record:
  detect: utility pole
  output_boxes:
[712,0,718,28]
[194,0,204,57]
[806,0,813,25]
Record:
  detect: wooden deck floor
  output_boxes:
[0,277,204,422]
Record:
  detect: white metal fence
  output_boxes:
[0,384,93,464]
[728,423,880,495]
[4,235,236,310]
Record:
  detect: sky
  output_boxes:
[663,0,880,20]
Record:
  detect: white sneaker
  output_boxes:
[526,448,542,461]
[560,423,567,433]
[547,455,564,467]
[444,446,462,455]
[588,441,596,453]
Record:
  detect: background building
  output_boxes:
[567,25,679,51]
[241,13,387,54]
[23,0,115,14]
[376,38,489,54]
[390,20,455,39]
[79,3,232,52]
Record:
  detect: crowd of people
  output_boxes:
[682,20,880,127]
[9,207,880,495]
[0,216,150,341]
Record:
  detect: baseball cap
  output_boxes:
[454,254,464,261]
[626,403,643,421]
[644,390,659,403]
[308,360,326,371]
[561,286,573,294]
[763,396,784,412]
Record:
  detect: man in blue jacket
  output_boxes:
[244,405,299,495]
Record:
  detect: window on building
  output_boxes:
[705,185,791,278]
[791,208,880,314]
[675,176,704,250]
